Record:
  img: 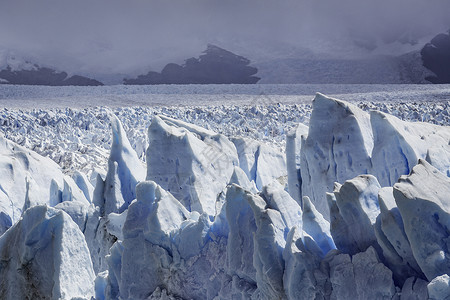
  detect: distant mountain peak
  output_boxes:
[421,30,450,83]
[0,50,103,86]
[124,44,260,85]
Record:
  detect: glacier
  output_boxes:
[0,205,95,299]
[0,92,449,299]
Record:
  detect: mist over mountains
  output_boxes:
[0,0,450,84]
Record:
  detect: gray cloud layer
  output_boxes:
[1,0,449,81]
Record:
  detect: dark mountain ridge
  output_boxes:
[0,64,103,86]
[421,30,450,83]
[124,44,260,85]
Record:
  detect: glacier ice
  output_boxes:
[72,170,95,203]
[117,180,189,299]
[0,93,448,178]
[300,93,450,220]
[0,135,65,232]
[0,93,449,299]
[400,277,428,300]
[146,115,237,216]
[0,205,95,299]
[246,187,287,299]
[254,143,287,190]
[61,176,90,205]
[330,174,381,255]
[374,187,424,284]
[0,211,11,235]
[328,246,396,300]
[104,114,145,214]
[225,184,258,286]
[112,179,227,299]
[394,159,450,281]
[300,93,373,220]
[282,227,325,299]
[79,115,147,276]
[302,196,335,257]
[231,136,260,183]
[428,274,450,300]
[106,210,128,241]
[103,161,126,215]
[232,136,287,191]
[261,181,302,233]
[371,110,450,186]
[83,206,115,274]
[286,123,308,203]
[228,165,258,193]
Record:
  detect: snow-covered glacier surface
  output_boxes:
[0,86,450,299]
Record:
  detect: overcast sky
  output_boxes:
[1,0,449,80]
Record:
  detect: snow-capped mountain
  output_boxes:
[0,50,103,86]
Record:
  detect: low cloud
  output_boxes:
[1,0,449,82]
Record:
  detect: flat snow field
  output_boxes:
[1,84,450,108]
